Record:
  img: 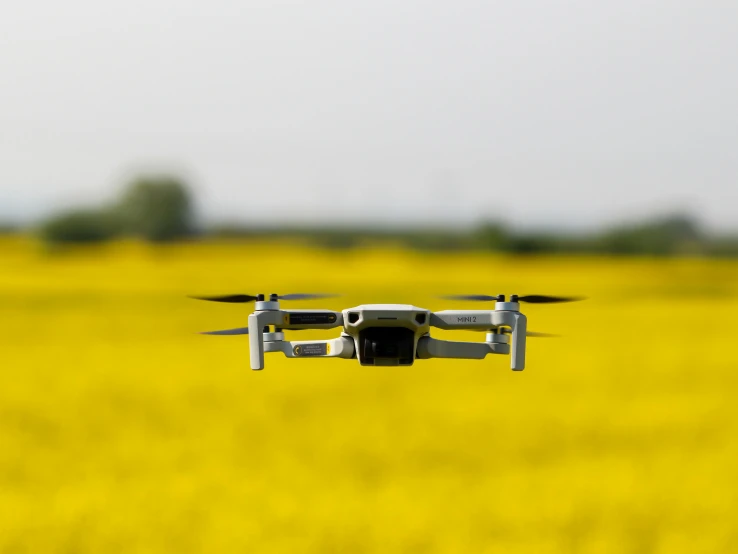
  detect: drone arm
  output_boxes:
[266,336,355,359]
[429,310,527,370]
[248,310,343,370]
[416,336,497,360]
[430,311,495,330]
[279,310,344,330]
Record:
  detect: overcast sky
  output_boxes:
[1,0,736,230]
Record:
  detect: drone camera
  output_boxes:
[359,327,416,366]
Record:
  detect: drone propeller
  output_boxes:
[498,328,559,338]
[442,294,582,304]
[191,293,337,304]
[201,327,250,335]
[200,325,316,336]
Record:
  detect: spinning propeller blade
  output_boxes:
[200,325,313,335]
[443,294,582,304]
[516,295,583,304]
[200,327,250,335]
[277,293,337,301]
[442,294,501,302]
[192,294,258,303]
[191,293,337,303]
[494,327,559,338]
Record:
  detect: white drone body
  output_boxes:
[197,294,551,371]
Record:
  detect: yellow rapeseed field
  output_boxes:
[1,236,737,553]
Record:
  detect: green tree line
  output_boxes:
[209,214,738,257]
[20,176,738,257]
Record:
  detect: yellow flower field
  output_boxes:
[1,236,737,553]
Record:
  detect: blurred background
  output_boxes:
[1,1,737,552]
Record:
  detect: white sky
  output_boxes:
[1,0,737,230]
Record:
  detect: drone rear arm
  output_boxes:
[416,336,508,360]
[265,336,355,360]
[415,335,529,371]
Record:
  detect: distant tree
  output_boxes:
[114,176,194,242]
[312,230,361,250]
[596,214,703,255]
[472,222,509,251]
[40,210,118,243]
[502,233,562,255]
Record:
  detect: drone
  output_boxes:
[193,293,581,371]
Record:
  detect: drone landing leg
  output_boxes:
[248,311,287,370]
